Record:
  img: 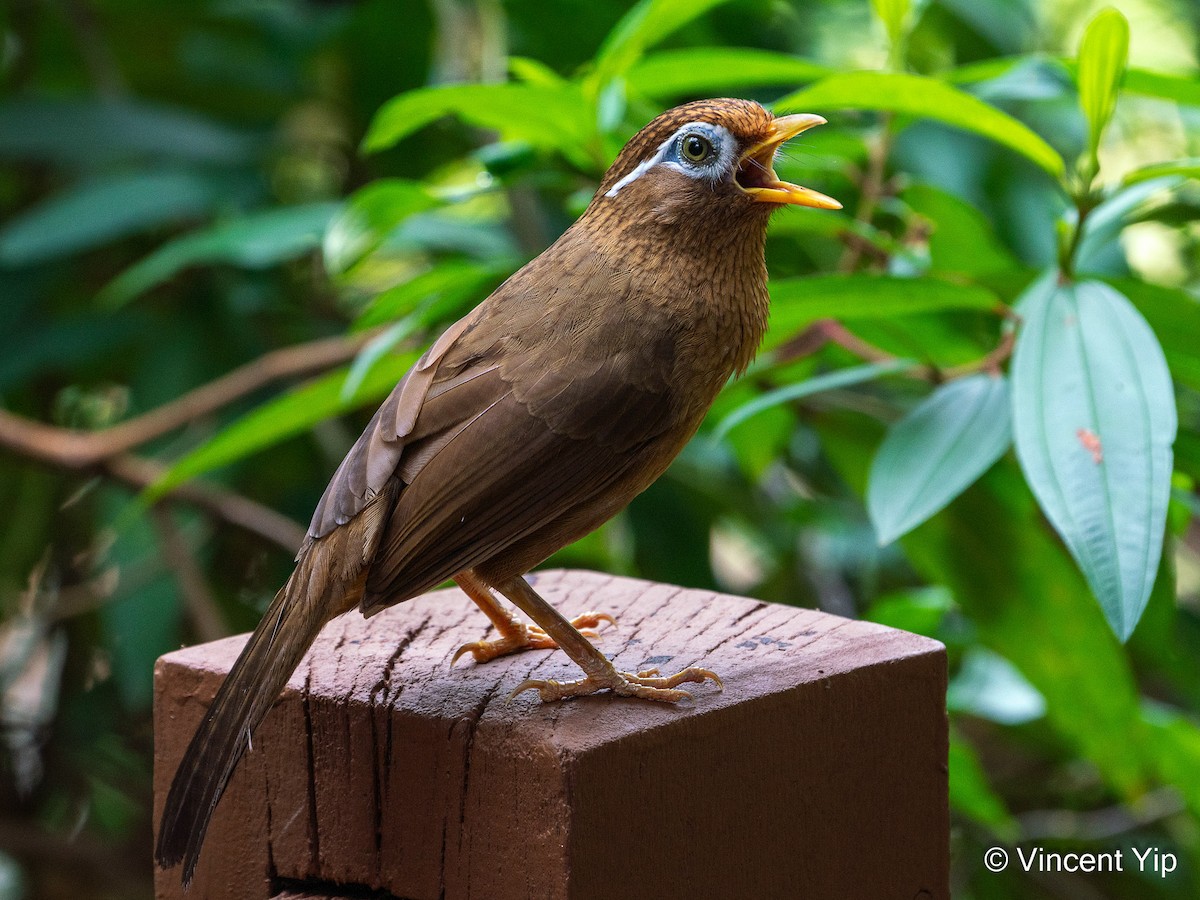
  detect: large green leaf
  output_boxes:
[322,179,440,278]
[625,48,829,99]
[868,374,1012,545]
[1106,277,1200,394]
[353,260,509,331]
[147,350,419,499]
[1011,272,1176,639]
[712,358,915,441]
[99,202,341,307]
[947,647,1046,725]
[1075,178,1174,273]
[1076,8,1129,174]
[775,72,1065,177]
[587,0,739,95]
[0,97,258,167]
[819,414,1149,797]
[871,0,913,50]
[1123,68,1200,107]
[1141,701,1200,818]
[764,274,1001,350]
[0,171,232,267]
[767,208,897,258]
[953,58,1200,107]
[1121,157,1200,186]
[363,83,593,165]
[948,731,1017,835]
[901,183,1020,277]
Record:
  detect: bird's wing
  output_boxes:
[360,360,677,610]
[308,256,683,612]
[305,309,481,543]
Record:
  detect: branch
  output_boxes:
[779,316,1016,386]
[105,455,305,554]
[838,113,895,274]
[0,329,379,469]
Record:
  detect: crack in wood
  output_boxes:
[303,667,321,877]
[447,681,499,899]
[730,600,768,626]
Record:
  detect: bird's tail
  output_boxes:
[154,546,356,885]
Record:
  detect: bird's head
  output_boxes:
[589,98,840,232]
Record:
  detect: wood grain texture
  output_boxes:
[155,569,948,900]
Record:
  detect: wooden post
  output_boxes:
[154,569,948,899]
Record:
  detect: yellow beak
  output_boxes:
[737,113,842,209]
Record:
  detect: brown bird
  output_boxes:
[155,97,839,884]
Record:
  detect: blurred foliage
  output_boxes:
[1,0,1199,897]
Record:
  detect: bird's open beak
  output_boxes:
[736,114,842,209]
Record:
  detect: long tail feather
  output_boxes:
[154,549,351,885]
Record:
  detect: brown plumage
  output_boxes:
[155,98,839,885]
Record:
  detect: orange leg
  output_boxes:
[452,570,615,665]
[487,573,722,703]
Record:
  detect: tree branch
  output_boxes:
[838,113,895,274]
[0,329,379,469]
[104,455,305,554]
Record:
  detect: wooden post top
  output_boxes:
[155,568,948,899]
[157,568,942,752]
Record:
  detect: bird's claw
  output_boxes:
[509,664,723,704]
[452,611,616,666]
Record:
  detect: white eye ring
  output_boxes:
[605,121,736,197]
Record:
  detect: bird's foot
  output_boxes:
[510,665,723,703]
[452,612,615,665]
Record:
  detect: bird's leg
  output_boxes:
[493,574,722,703]
[452,569,614,665]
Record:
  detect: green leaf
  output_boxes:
[871,0,912,50]
[98,202,341,307]
[764,274,1001,351]
[146,350,420,499]
[1121,157,1200,187]
[958,60,1200,107]
[322,179,440,278]
[98,489,184,710]
[947,647,1046,725]
[340,322,413,402]
[868,374,1012,545]
[0,97,258,167]
[1123,68,1200,106]
[1075,177,1174,273]
[362,83,593,166]
[819,413,1150,797]
[767,208,898,257]
[0,171,231,267]
[712,359,915,441]
[866,585,954,637]
[1106,277,1200,394]
[948,732,1017,835]
[901,183,1020,277]
[1076,8,1129,172]
[625,48,830,100]
[1011,272,1176,639]
[353,260,508,331]
[775,72,1065,177]
[1141,701,1200,818]
[587,0,738,96]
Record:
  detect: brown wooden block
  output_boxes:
[154,569,948,899]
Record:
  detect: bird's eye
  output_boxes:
[680,133,714,164]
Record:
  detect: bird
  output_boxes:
[155,97,840,885]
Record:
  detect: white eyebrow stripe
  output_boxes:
[605,131,679,198]
[604,121,733,198]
